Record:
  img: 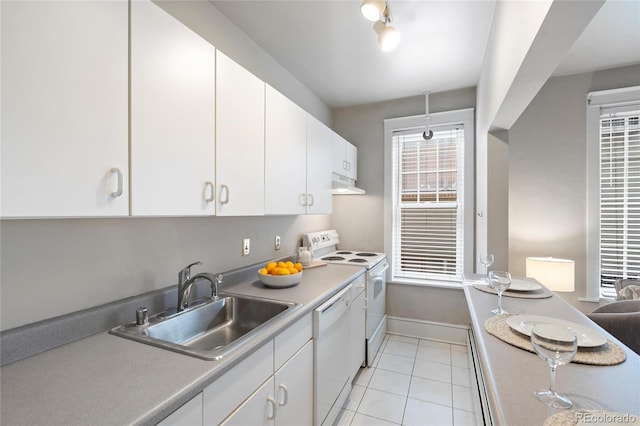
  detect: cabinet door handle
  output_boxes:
[343,160,348,170]
[308,194,314,206]
[219,185,229,205]
[299,193,308,206]
[266,396,277,420]
[277,384,288,406]
[203,181,214,203]
[109,168,123,198]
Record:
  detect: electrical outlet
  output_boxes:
[242,238,250,256]
[275,235,281,250]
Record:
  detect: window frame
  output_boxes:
[383,108,475,287]
[586,86,640,301]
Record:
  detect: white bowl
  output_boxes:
[258,270,303,288]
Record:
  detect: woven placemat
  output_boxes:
[543,410,639,426]
[484,314,626,366]
[473,283,553,299]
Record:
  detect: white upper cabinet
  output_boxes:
[332,134,358,182]
[1,1,129,217]
[305,115,333,214]
[265,86,307,215]
[130,0,215,216]
[215,51,265,216]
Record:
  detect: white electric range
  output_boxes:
[303,230,388,367]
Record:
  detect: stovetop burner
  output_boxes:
[322,256,346,261]
[349,258,368,263]
[356,253,378,257]
[336,251,353,255]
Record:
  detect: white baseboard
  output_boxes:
[386,316,469,345]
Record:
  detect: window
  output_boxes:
[384,109,474,285]
[599,111,640,294]
[586,87,640,300]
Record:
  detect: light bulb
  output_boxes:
[361,0,385,22]
[378,25,400,52]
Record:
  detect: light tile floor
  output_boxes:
[335,334,480,426]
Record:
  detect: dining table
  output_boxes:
[463,274,640,426]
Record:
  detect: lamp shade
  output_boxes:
[361,0,385,21]
[377,24,400,52]
[526,257,575,292]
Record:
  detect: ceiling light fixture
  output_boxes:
[371,5,400,52]
[360,0,385,22]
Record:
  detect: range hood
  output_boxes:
[332,173,366,195]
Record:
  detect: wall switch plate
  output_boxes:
[242,238,250,256]
[275,235,281,250]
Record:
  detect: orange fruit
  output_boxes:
[288,267,298,275]
[294,263,303,272]
[266,262,277,272]
[259,268,268,275]
[277,261,286,268]
[285,261,294,268]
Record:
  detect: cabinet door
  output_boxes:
[350,289,366,380]
[215,51,265,216]
[274,340,313,426]
[345,141,358,181]
[264,86,307,215]
[306,115,333,214]
[221,377,275,426]
[130,0,215,216]
[332,133,346,177]
[203,342,273,426]
[158,393,203,426]
[1,1,128,217]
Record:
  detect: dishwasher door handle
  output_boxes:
[314,284,352,335]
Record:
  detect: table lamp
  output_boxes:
[526,257,575,292]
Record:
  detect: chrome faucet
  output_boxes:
[177,262,223,312]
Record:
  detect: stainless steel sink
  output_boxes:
[109,293,300,360]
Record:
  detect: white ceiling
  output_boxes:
[210,0,640,109]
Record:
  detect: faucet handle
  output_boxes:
[179,261,203,283]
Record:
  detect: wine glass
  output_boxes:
[531,323,578,409]
[488,271,511,315]
[478,254,494,282]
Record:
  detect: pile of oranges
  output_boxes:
[259,260,303,276]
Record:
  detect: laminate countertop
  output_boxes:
[0,263,365,426]
[463,278,640,426]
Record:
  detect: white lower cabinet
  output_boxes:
[221,377,276,426]
[157,393,203,426]
[274,341,313,425]
[222,341,313,426]
[202,314,312,426]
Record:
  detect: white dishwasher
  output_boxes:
[314,283,352,426]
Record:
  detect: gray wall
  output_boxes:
[331,88,476,325]
[1,216,330,330]
[0,0,334,331]
[508,64,640,312]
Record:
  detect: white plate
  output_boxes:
[506,315,607,347]
[508,278,542,292]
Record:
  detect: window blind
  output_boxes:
[599,111,640,294]
[391,127,464,282]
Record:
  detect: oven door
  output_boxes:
[366,260,388,365]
